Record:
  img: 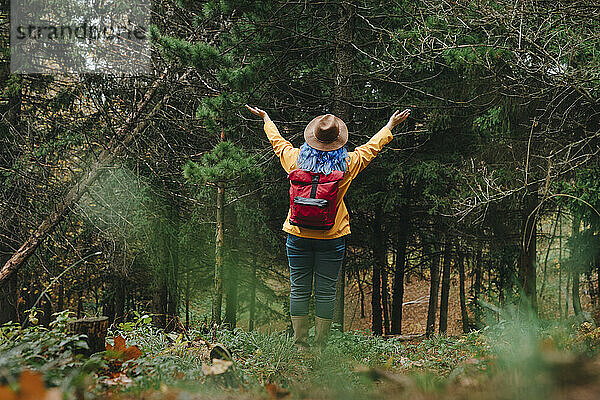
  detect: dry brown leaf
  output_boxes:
[0,370,63,400]
[0,386,17,400]
[19,370,45,400]
[265,383,291,399]
[43,388,63,400]
[103,372,133,386]
[106,335,141,362]
[201,359,233,376]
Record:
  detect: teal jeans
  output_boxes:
[286,233,346,319]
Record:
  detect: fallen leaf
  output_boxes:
[201,359,233,376]
[0,370,63,400]
[103,372,133,386]
[0,386,16,400]
[265,383,291,399]
[106,335,141,362]
[43,388,63,400]
[19,370,45,400]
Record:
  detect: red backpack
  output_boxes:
[288,169,345,230]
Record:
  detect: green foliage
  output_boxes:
[149,25,228,71]
[2,75,21,98]
[0,310,96,387]
[559,166,600,228]
[473,106,509,139]
[183,141,263,184]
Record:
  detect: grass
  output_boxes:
[1,309,600,399]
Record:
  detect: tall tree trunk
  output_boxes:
[540,208,561,300]
[572,215,582,316]
[357,270,365,318]
[439,243,451,335]
[558,216,563,318]
[498,259,506,306]
[519,181,538,312]
[585,269,596,307]
[595,262,600,326]
[0,268,17,324]
[573,271,582,315]
[426,244,441,338]
[166,213,180,332]
[565,268,571,317]
[391,181,410,334]
[474,246,483,327]
[332,1,354,119]
[391,236,407,334]
[212,180,225,326]
[152,272,167,329]
[381,260,390,335]
[372,207,385,336]
[331,1,353,331]
[211,127,226,327]
[458,248,469,333]
[114,278,126,324]
[57,283,64,311]
[77,292,83,319]
[185,268,190,330]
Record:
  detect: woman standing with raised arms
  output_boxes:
[246,105,410,352]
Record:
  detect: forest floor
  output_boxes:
[343,274,468,335]
[2,308,600,400]
[342,274,593,335]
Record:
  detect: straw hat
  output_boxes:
[303,114,348,151]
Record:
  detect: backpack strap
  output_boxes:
[310,174,320,198]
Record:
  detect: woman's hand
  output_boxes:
[385,109,411,131]
[245,104,271,122]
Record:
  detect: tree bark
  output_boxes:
[332,0,354,119]
[458,248,469,333]
[68,317,108,355]
[390,235,407,334]
[0,270,17,324]
[331,1,354,332]
[540,208,561,300]
[391,181,410,334]
[439,243,451,335]
[565,267,571,317]
[152,272,167,329]
[357,270,366,318]
[381,259,390,335]
[474,246,483,327]
[166,208,180,332]
[571,215,582,316]
[185,268,190,330]
[426,243,441,338]
[212,180,225,326]
[519,181,538,313]
[114,278,126,325]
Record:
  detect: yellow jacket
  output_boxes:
[264,120,393,239]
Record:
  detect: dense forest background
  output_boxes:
[2,0,600,341]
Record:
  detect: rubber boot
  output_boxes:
[291,315,310,352]
[314,316,333,351]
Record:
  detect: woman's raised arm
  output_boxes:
[245,105,299,173]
